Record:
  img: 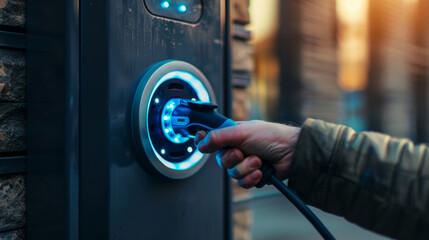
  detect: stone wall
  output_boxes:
[231,1,253,240]
[0,0,26,239]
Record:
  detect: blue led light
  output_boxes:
[178,4,187,13]
[161,1,170,8]
[161,98,189,144]
[146,70,210,171]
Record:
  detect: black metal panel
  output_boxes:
[222,1,233,239]
[80,0,229,239]
[26,0,80,239]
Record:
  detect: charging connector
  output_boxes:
[162,99,236,139]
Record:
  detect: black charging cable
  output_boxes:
[256,164,336,240]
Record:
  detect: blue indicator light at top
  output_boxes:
[178,4,187,13]
[161,1,170,8]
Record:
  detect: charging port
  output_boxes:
[172,116,190,126]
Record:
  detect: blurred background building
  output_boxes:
[232,0,429,239]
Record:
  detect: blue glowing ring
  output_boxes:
[146,71,210,171]
[161,98,189,144]
[132,60,216,179]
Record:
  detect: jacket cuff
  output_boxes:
[287,118,346,208]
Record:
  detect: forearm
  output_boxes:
[288,118,429,239]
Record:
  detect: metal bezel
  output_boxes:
[132,60,216,179]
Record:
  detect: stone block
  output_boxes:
[0,174,25,232]
[232,39,253,73]
[0,0,25,29]
[232,88,250,121]
[0,48,25,103]
[0,103,26,152]
[0,229,25,240]
[233,0,250,24]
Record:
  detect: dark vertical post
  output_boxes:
[410,0,429,143]
[26,0,80,239]
[79,0,109,238]
[222,0,232,239]
[366,0,385,132]
[276,0,302,124]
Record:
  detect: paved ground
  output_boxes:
[241,185,392,240]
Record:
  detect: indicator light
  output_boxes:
[163,116,169,120]
[161,149,166,154]
[187,147,193,153]
[161,1,170,8]
[155,98,160,103]
[191,98,196,101]
[178,4,187,13]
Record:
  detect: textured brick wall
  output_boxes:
[231,1,253,240]
[0,0,26,239]
[0,0,25,29]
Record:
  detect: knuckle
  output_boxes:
[207,131,216,145]
[238,178,252,189]
[221,149,240,168]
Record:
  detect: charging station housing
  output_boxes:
[27,0,232,239]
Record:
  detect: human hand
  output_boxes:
[195,120,301,188]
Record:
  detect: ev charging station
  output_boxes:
[27,0,231,239]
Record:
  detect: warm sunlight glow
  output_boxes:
[403,0,418,4]
[336,0,369,91]
[248,0,278,44]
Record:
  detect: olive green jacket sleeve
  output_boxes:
[288,118,429,240]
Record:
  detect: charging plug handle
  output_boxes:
[171,100,235,137]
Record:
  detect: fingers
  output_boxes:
[216,148,243,168]
[194,131,207,146]
[194,127,264,188]
[196,126,247,153]
[217,150,263,188]
[227,155,262,179]
[237,170,263,189]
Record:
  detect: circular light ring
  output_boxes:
[146,72,209,171]
[154,71,210,102]
[132,60,216,179]
[161,98,189,144]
